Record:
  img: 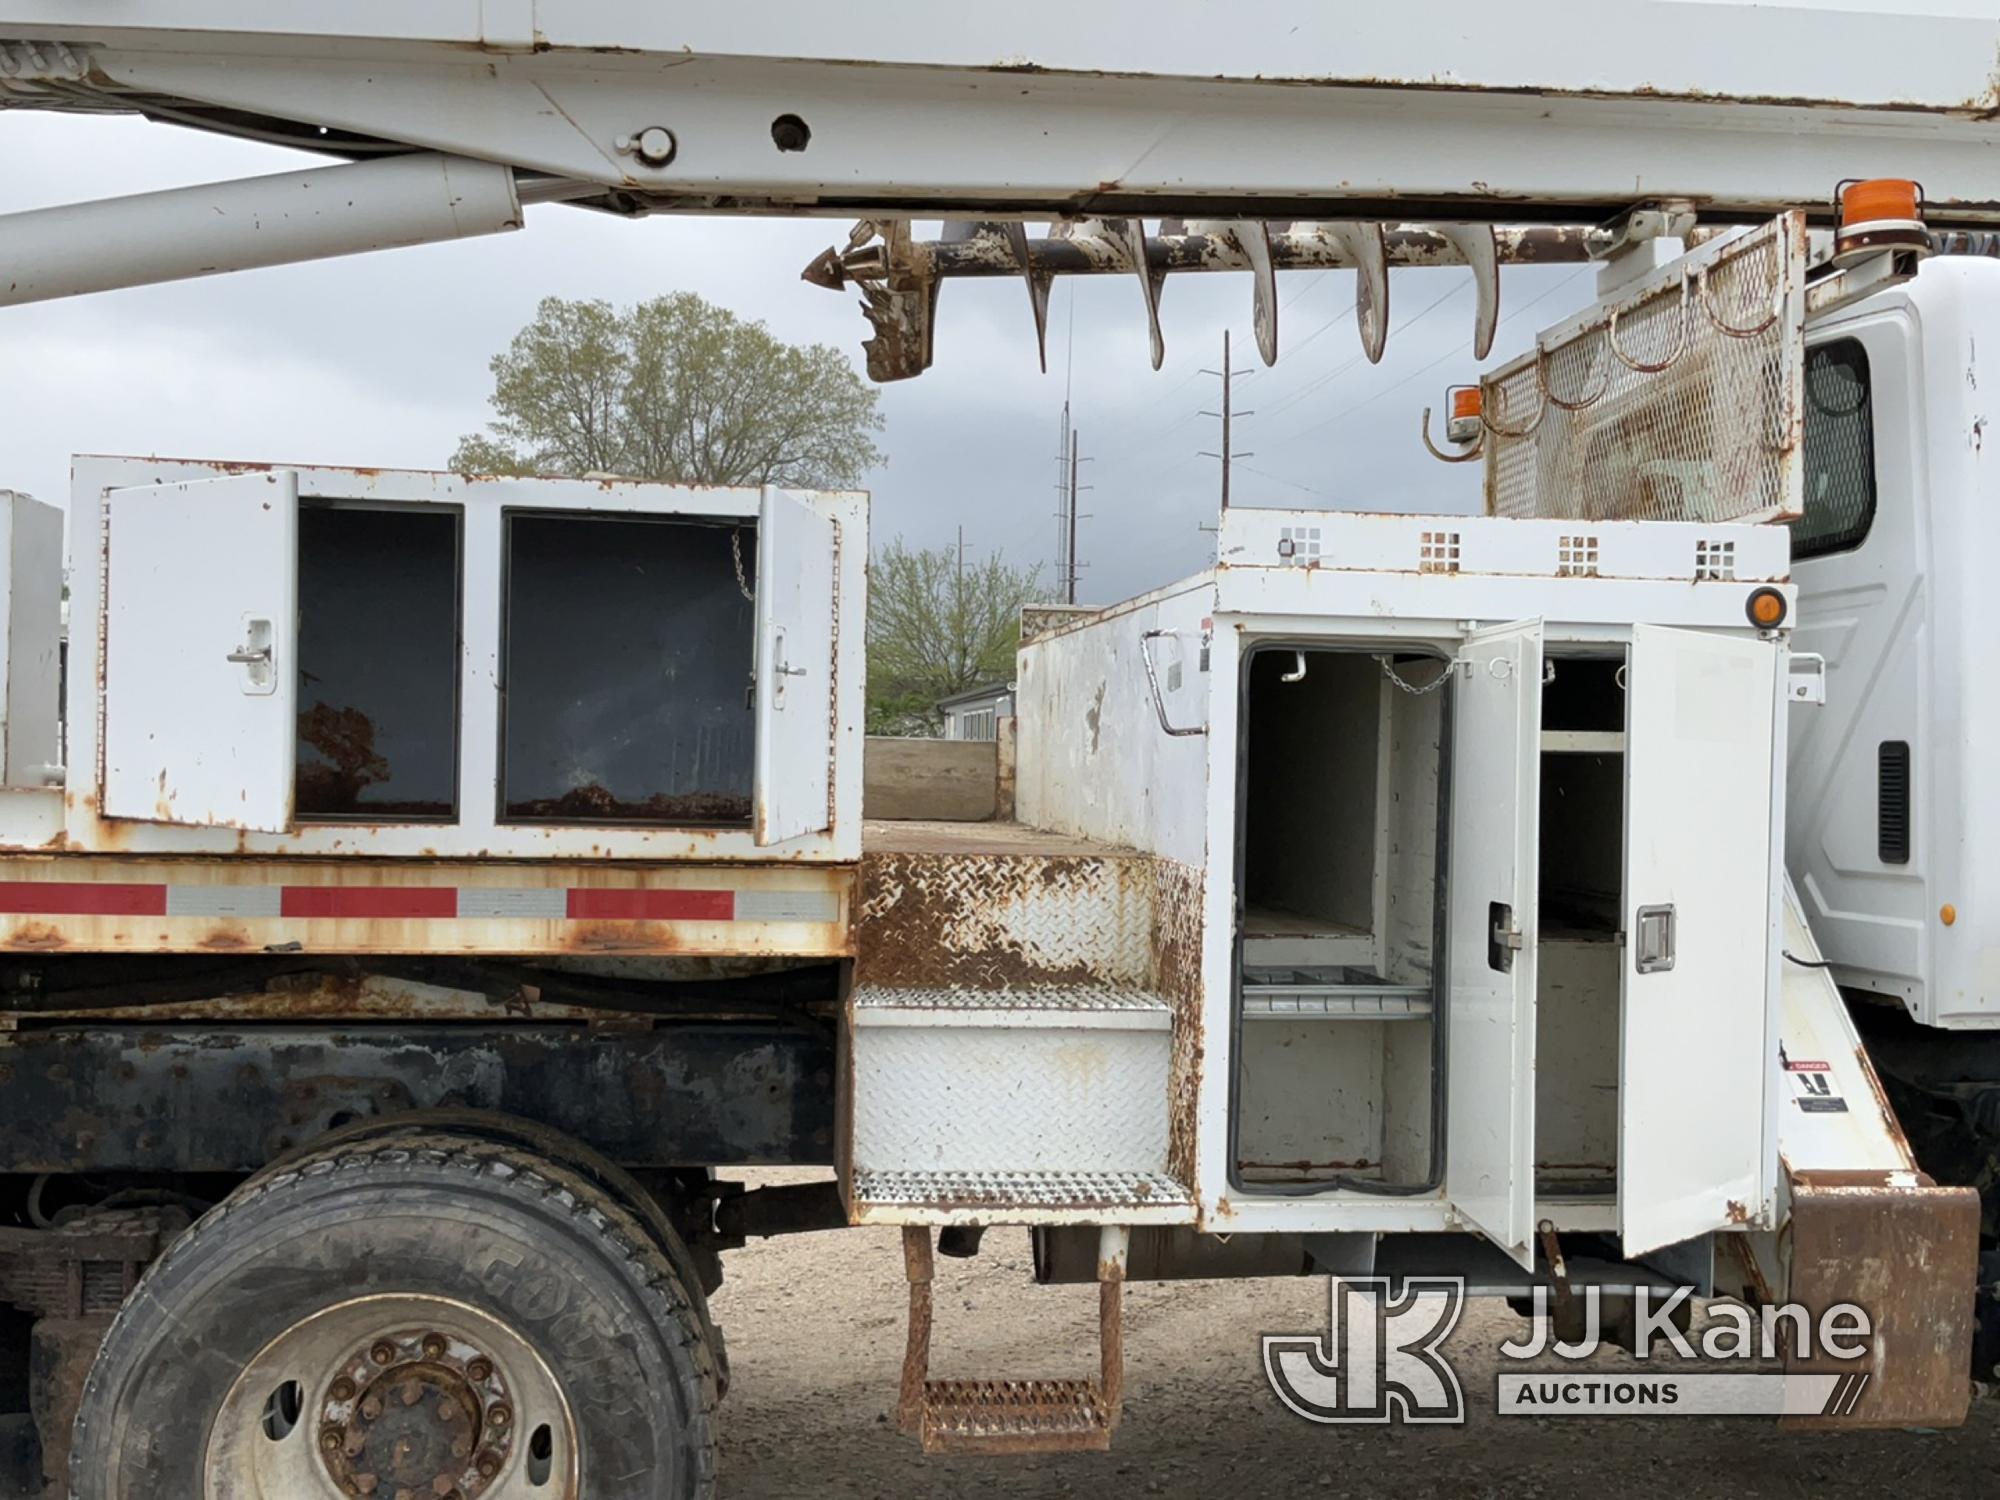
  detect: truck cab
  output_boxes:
[1789,255,2000,1029]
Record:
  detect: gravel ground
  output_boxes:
[9,1170,1992,1498]
[711,1174,1998,1500]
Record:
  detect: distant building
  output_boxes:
[937,682,1014,742]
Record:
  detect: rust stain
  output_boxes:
[4,923,67,950]
[854,850,1153,989]
[1853,1042,1919,1171]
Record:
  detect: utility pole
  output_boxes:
[1198,328,1256,510]
[1051,400,1091,605]
[1066,429,1080,606]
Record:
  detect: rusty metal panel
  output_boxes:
[1782,1179,1981,1430]
[1155,856,1204,1189]
[856,851,1152,990]
[0,856,851,957]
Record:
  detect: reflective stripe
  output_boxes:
[164,885,283,918]
[457,887,567,920]
[734,888,841,923]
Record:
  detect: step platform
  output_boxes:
[849,984,1193,1225]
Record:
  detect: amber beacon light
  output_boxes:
[1835,178,1932,265]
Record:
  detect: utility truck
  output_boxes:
[0,6,1997,1497]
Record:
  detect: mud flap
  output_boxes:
[1781,1176,1980,1429]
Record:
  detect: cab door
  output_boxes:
[1620,624,1780,1254]
[1446,620,1543,1269]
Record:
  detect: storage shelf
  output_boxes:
[1242,966,1432,1021]
[1243,991,1432,1021]
[1541,729,1624,754]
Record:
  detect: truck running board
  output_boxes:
[897,1225,1128,1455]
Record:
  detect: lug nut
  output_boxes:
[330,1377,356,1402]
[370,1341,396,1366]
[422,1334,447,1359]
[320,1427,344,1452]
[466,1359,492,1383]
[487,1404,511,1429]
[477,1453,501,1478]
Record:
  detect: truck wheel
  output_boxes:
[68,1133,717,1499]
[266,1108,730,1390]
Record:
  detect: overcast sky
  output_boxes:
[0,110,1599,605]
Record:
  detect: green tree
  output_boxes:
[867,540,1044,735]
[452,293,885,487]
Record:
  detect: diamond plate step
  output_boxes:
[853,984,1170,1029]
[919,1378,1112,1455]
[852,1169,1193,1225]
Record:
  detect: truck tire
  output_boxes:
[68,1133,718,1499]
[264,1108,731,1391]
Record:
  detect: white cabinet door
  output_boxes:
[1621,624,1778,1255]
[101,471,299,832]
[753,486,837,845]
[1446,620,1543,1269]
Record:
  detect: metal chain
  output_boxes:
[731,528,754,603]
[1376,655,1455,697]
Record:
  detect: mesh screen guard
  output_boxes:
[1483,214,1806,525]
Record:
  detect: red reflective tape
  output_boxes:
[279,887,459,919]
[0,882,167,916]
[565,888,736,922]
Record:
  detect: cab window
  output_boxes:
[1790,339,1876,559]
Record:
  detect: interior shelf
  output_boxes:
[1541,729,1625,754]
[1241,966,1433,1021]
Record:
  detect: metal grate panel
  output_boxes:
[1485,216,1805,525]
[853,1169,1192,1210]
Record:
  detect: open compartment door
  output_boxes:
[1620,625,1779,1255]
[753,486,837,845]
[1446,620,1543,1268]
[101,471,298,832]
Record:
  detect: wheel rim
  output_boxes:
[206,1294,579,1499]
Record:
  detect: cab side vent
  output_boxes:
[1878,740,1911,865]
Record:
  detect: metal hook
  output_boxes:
[1280,651,1308,683]
[1536,327,1613,412]
[1420,406,1484,463]
[1607,271,1691,374]
[1697,257,1783,339]
[1479,377,1547,440]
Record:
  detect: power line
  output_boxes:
[1289,267,1593,441]
[1261,274,1472,426]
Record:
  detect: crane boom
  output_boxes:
[4,3,1999,373]
[2,3,1999,224]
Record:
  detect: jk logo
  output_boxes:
[1262,1277,1467,1424]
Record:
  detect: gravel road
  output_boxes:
[712,1174,1997,1500]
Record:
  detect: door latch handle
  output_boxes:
[229,615,277,697]
[1488,901,1523,973]
[1634,903,1677,973]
